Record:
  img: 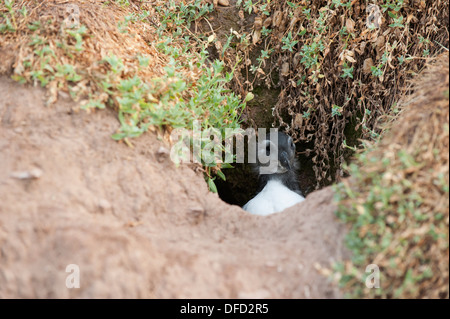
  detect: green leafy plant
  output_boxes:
[261,26,271,37]
[300,38,325,69]
[381,0,404,12]
[0,0,17,32]
[388,12,405,28]
[282,31,299,52]
[65,25,88,52]
[341,62,354,79]
[332,104,342,117]
[55,64,82,82]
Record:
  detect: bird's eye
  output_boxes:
[290,140,295,149]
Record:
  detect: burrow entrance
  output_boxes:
[214,90,320,208]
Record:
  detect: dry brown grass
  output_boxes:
[244,0,449,188]
[0,0,167,106]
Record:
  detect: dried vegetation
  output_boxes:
[234,0,449,187]
[335,54,449,298]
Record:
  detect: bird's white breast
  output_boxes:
[243,180,305,216]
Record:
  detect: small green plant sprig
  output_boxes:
[381,0,405,28]
[419,35,431,57]
[371,50,391,79]
[0,0,17,32]
[381,0,404,13]
[300,38,325,70]
[330,0,352,9]
[388,11,404,28]
[155,0,213,36]
[341,62,354,79]
[0,0,31,33]
[281,31,299,52]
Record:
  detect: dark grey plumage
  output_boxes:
[242,131,305,215]
[254,131,303,196]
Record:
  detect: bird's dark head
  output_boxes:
[257,131,297,175]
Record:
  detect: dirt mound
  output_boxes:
[0,76,349,298]
[335,54,449,298]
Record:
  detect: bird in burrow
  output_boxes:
[243,131,305,216]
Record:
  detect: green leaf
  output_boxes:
[207,178,218,193]
[388,11,397,19]
[245,92,254,102]
[216,170,226,181]
[112,133,126,140]
[221,163,234,169]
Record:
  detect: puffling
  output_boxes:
[243,132,305,216]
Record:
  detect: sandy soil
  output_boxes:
[0,76,349,298]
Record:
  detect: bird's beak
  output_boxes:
[280,151,291,170]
